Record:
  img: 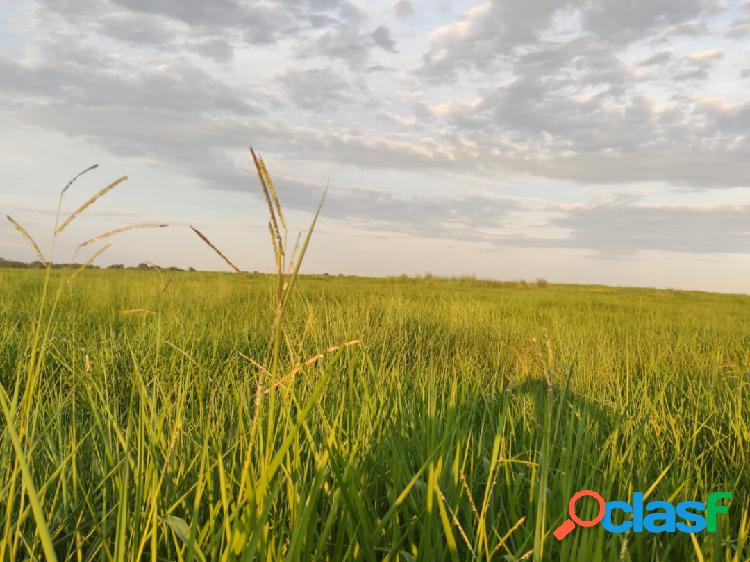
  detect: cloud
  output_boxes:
[274,66,353,110]
[95,11,179,45]
[275,178,526,237]
[371,25,397,52]
[191,38,234,62]
[238,177,750,257]
[687,49,723,63]
[418,0,717,81]
[727,16,750,37]
[2,0,750,273]
[394,0,414,18]
[35,0,380,61]
[547,201,750,255]
[306,24,384,65]
[4,18,750,194]
[582,0,712,41]
[673,67,710,81]
[668,20,711,36]
[107,0,298,43]
[638,49,674,66]
[0,49,256,115]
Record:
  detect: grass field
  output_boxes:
[1,266,749,561]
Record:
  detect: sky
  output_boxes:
[2,0,750,293]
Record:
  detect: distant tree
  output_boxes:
[108,264,125,269]
[0,257,30,268]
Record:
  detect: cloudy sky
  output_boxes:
[2,0,750,292]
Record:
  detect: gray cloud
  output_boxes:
[35,0,380,62]
[639,49,674,66]
[0,50,256,115]
[667,20,711,36]
[274,66,353,110]
[107,0,298,43]
[308,25,377,65]
[275,178,526,237]
[191,38,235,62]
[394,0,413,18]
[3,0,750,265]
[548,201,750,255]
[234,176,750,257]
[95,11,179,45]
[166,156,750,258]
[728,16,750,37]
[583,0,711,41]
[371,25,397,52]
[673,67,709,81]
[4,21,750,194]
[418,0,717,81]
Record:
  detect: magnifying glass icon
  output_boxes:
[553,490,606,540]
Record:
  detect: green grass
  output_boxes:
[0,268,748,561]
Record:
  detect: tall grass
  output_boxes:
[1,155,749,561]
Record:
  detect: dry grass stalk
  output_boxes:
[439,488,474,555]
[460,470,480,521]
[240,351,272,414]
[57,176,128,234]
[491,516,527,559]
[190,226,242,273]
[61,164,99,197]
[164,341,202,369]
[6,215,47,266]
[122,309,156,316]
[78,223,169,250]
[265,339,360,394]
[250,148,283,261]
[66,244,111,285]
[287,231,303,275]
[258,156,287,231]
[267,222,281,270]
[239,352,272,377]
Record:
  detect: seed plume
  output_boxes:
[56,176,128,234]
[190,226,242,273]
[78,223,169,250]
[6,215,47,266]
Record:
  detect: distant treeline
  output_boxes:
[0,257,194,272]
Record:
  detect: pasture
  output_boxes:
[0,267,748,560]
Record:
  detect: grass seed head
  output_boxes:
[190,226,242,273]
[6,215,47,266]
[57,176,128,234]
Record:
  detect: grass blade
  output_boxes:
[0,387,58,562]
